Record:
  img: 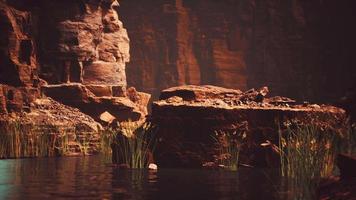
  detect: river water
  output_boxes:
[0,155,280,200]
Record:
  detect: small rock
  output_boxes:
[166,96,183,104]
[310,104,321,109]
[258,86,269,97]
[148,163,158,170]
[99,111,116,124]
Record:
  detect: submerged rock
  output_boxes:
[148,163,158,170]
[151,85,347,168]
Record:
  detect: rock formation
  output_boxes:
[0,0,149,121]
[0,0,149,156]
[120,0,356,103]
[35,0,149,121]
[151,85,347,167]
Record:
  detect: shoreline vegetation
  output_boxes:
[0,121,71,158]
[0,120,98,158]
[277,121,338,199]
[110,120,157,169]
[0,118,355,199]
[276,120,355,199]
[212,130,246,171]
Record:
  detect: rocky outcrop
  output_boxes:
[151,85,347,167]
[0,0,149,122]
[37,0,129,86]
[0,0,149,157]
[35,0,149,121]
[120,0,356,103]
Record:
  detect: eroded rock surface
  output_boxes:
[151,85,347,167]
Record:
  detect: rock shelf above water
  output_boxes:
[151,85,347,168]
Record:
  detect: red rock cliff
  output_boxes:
[120,0,356,103]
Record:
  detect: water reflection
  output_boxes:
[0,156,282,200]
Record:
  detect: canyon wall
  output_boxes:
[120,0,356,103]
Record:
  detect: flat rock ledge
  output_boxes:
[151,85,347,168]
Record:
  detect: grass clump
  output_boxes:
[277,121,340,200]
[0,121,71,158]
[212,130,246,171]
[112,120,157,169]
[100,128,118,159]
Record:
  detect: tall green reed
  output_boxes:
[0,121,71,158]
[112,120,157,169]
[212,130,246,171]
[277,121,340,200]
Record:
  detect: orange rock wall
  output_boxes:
[120,0,356,102]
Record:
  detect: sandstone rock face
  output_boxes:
[151,85,347,167]
[0,1,38,87]
[0,0,149,122]
[35,0,149,121]
[0,84,41,113]
[38,0,129,87]
[0,0,148,157]
[120,0,356,102]
[121,0,248,97]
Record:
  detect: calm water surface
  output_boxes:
[0,156,280,200]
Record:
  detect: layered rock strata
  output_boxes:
[151,85,347,167]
